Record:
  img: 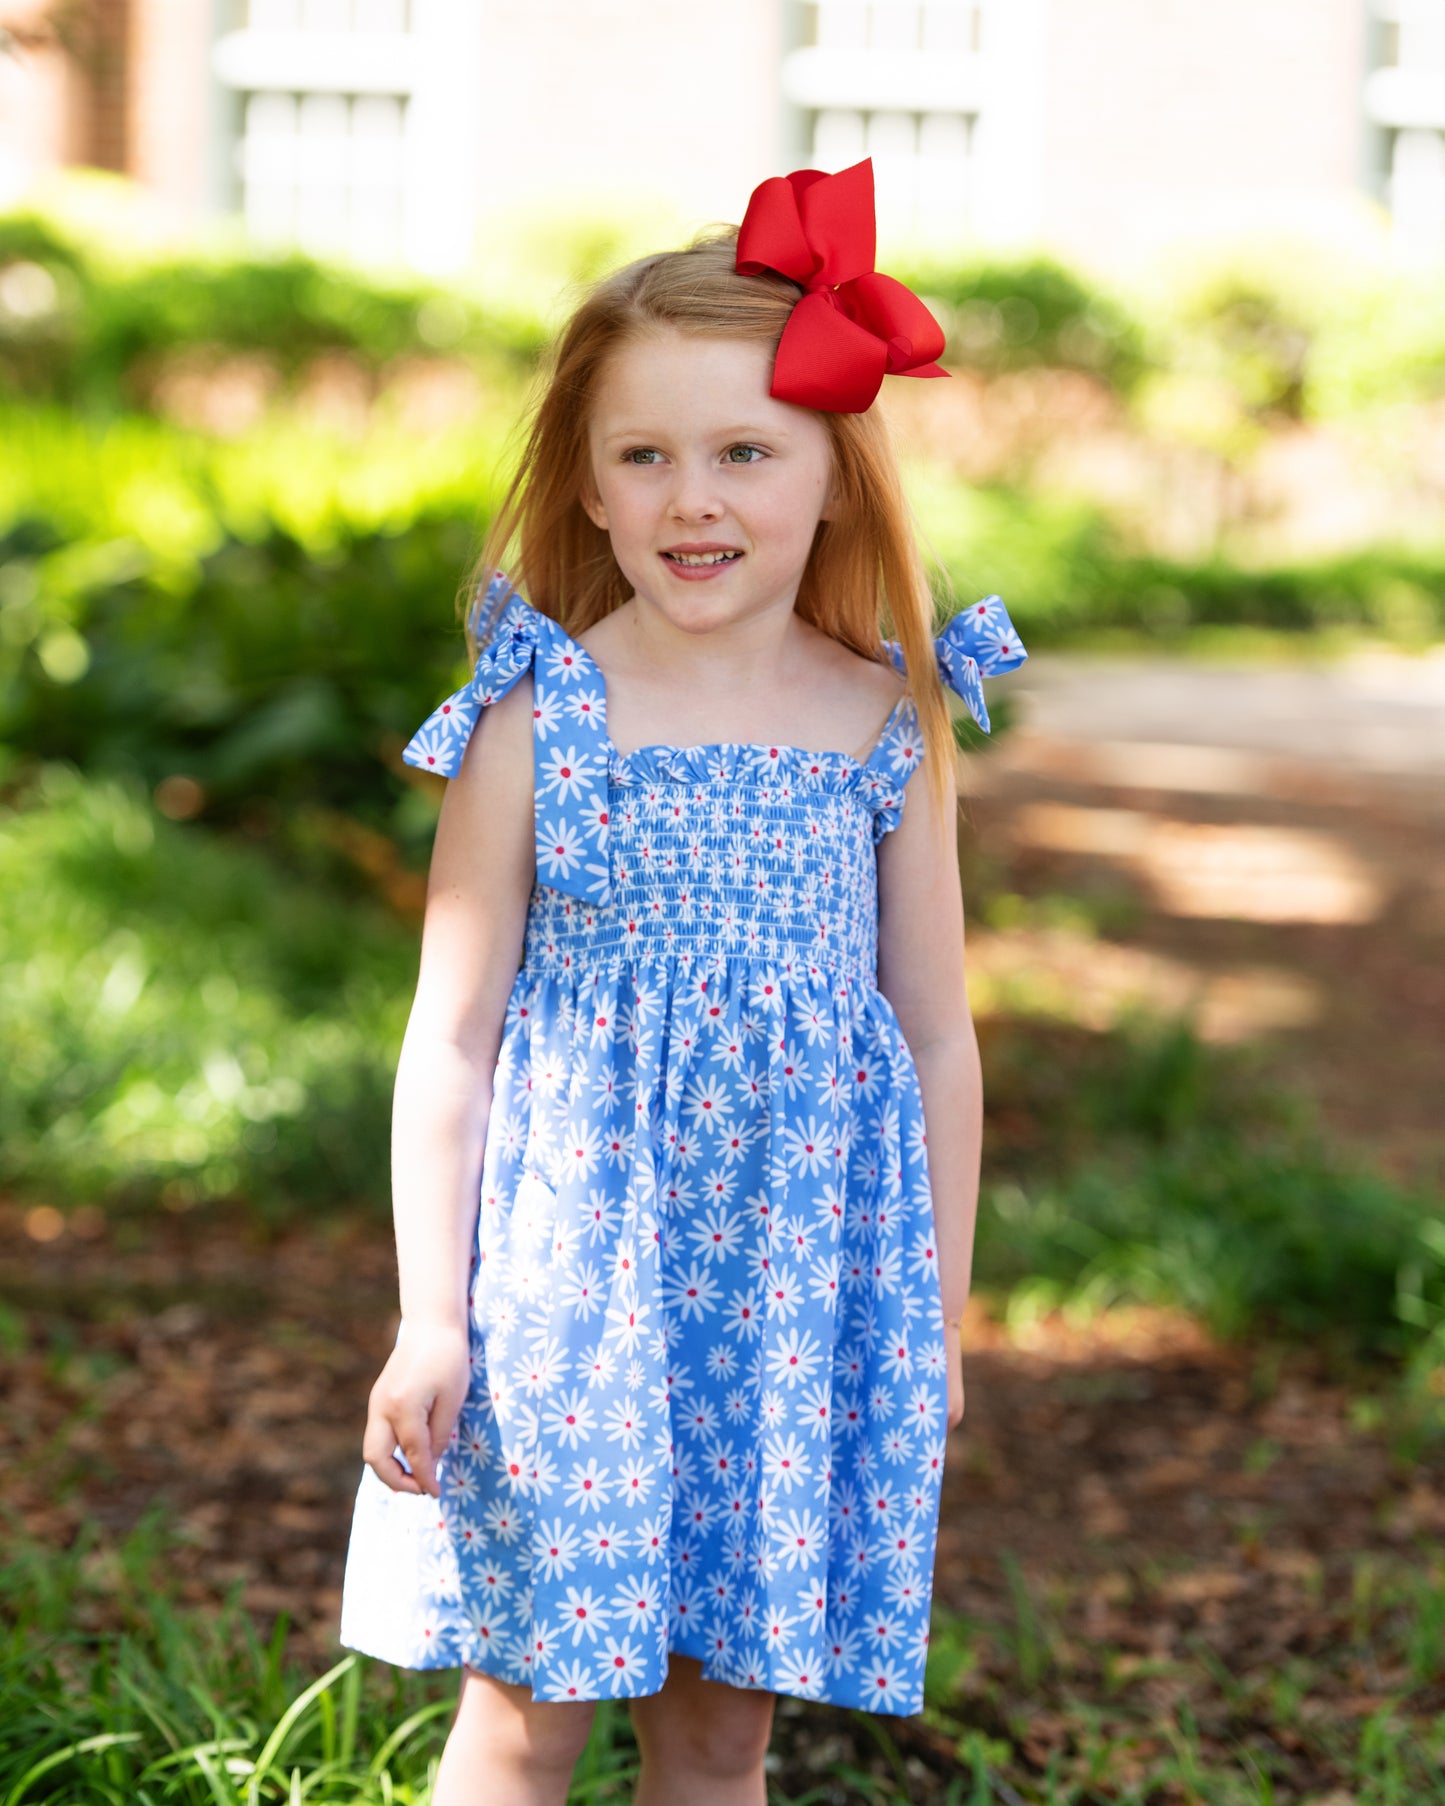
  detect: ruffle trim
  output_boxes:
[608,738,859,787]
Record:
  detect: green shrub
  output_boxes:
[971,1017,1445,1364]
[1167,267,1316,420]
[897,253,1149,394]
[978,1138,1439,1358]
[0,767,414,1214]
[2,503,481,836]
[915,476,1445,643]
[0,209,541,410]
[0,402,511,847]
[1307,274,1445,419]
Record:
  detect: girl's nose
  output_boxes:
[667,463,723,522]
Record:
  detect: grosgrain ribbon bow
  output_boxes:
[735,158,949,413]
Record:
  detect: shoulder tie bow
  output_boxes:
[401,576,613,905]
[880,593,1029,734]
[735,157,949,413]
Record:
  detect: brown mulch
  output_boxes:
[4,1203,1442,1728]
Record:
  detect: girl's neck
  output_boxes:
[618,591,810,690]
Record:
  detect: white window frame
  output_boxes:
[781,0,1045,251]
[211,0,483,275]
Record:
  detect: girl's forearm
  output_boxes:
[910,1020,984,1323]
[389,1029,494,1330]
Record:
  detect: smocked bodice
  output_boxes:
[522,743,901,984]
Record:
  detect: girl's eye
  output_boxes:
[624,448,662,464]
[726,445,765,464]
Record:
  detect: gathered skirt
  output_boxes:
[341,954,950,1715]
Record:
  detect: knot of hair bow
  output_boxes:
[735,157,949,413]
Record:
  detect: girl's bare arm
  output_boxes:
[361,677,536,1498]
[875,765,981,1429]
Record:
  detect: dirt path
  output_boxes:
[963,645,1445,1186]
[1004,645,1445,798]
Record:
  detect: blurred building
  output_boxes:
[0,0,1441,276]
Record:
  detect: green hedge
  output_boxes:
[0,766,412,1214]
[0,211,541,409]
[980,1139,1443,1363]
[6,199,1445,425]
[897,253,1149,394]
[0,402,509,846]
[2,504,479,838]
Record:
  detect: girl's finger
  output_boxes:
[363,1410,427,1495]
[394,1406,440,1496]
[430,1376,470,1460]
[367,1451,425,1495]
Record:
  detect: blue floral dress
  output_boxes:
[341,574,1027,1715]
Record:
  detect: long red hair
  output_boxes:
[460,227,953,799]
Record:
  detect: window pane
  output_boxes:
[247,0,300,27]
[240,91,297,245]
[921,0,973,55]
[1398,11,1445,68]
[351,92,405,194]
[814,1,868,51]
[295,91,350,254]
[919,110,969,159]
[1390,126,1445,237]
[869,1,920,53]
[354,0,408,28]
[814,108,868,168]
[301,0,352,30]
[867,110,919,234]
[918,111,972,240]
[866,109,918,157]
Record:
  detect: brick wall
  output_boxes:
[83,0,129,169]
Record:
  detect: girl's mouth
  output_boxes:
[661,549,744,582]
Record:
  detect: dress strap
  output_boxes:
[865,593,1029,834]
[401,573,613,904]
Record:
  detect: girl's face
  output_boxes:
[581,328,835,637]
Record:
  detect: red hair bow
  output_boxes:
[735,157,948,414]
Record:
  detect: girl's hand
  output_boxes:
[945,1322,966,1431]
[362,1319,471,1498]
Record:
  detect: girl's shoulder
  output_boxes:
[799,622,908,757]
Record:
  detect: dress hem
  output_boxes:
[336,1629,926,1719]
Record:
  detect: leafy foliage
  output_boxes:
[976,1019,1445,1365]
[0,767,412,1214]
[0,210,540,410]
[897,253,1150,393]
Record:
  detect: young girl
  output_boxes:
[341,158,1027,1806]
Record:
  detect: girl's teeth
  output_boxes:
[668,551,740,565]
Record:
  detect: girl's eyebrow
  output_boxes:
[599,424,787,445]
